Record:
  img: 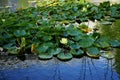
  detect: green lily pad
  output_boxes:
[95,41,110,48]
[67,29,81,36]
[38,53,53,60]
[86,47,100,58]
[79,36,95,48]
[70,49,84,57]
[57,52,73,61]
[70,44,81,49]
[110,40,120,47]
[14,30,27,37]
[94,37,110,48]
[50,48,62,55]
[36,45,49,53]
[100,51,115,59]
[42,36,52,41]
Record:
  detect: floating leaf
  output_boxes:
[36,45,49,53]
[110,40,120,47]
[86,47,100,58]
[38,53,53,60]
[94,37,110,48]
[57,53,73,60]
[70,49,84,56]
[101,51,115,59]
[79,36,95,48]
[14,30,27,37]
[42,36,52,41]
[67,26,82,36]
[95,41,110,48]
[70,44,81,49]
[50,48,62,55]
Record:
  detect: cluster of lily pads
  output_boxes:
[0,1,120,60]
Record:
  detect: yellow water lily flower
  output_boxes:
[60,38,68,44]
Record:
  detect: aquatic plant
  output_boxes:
[0,1,120,60]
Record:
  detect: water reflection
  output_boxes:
[0,57,120,80]
[98,19,120,77]
[114,49,120,75]
[0,0,29,12]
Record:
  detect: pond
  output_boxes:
[0,1,120,80]
[0,21,120,80]
[0,56,120,80]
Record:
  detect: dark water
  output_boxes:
[0,57,120,80]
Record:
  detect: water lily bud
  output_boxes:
[2,19,5,22]
[60,38,68,44]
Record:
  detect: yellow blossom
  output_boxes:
[60,38,68,44]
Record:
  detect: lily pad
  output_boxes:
[79,36,95,48]
[94,37,110,48]
[38,53,53,60]
[100,51,115,59]
[70,49,84,57]
[57,52,73,61]
[36,45,49,53]
[70,44,81,49]
[50,48,62,55]
[86,47,100,58]
[95,41,110,48]
[110,40,120,48]
[14,30,27,37]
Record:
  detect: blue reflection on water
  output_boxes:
[0,57,120,80]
